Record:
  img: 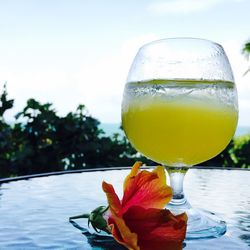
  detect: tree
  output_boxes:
[0,83,14,177]
[12,99,62,175]
[242,40,250,75]
[54,104,104,170]
[230,135,250,168]
[10,98,150,176]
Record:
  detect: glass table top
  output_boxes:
[0,168,250,249]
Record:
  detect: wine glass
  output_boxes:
[121,38,238,239]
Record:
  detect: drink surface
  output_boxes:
[122,79,238,166]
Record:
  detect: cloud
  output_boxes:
[148,0,246,15]
[0,33,160,124]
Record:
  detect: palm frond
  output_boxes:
[242,41,250,58]
[242,40,250,76]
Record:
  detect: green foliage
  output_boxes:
[242,40,250,75]
[242,41,250,58]
[12,99,63,175]
[229,135,250,168]
[0,83,14,118]
[0,85,151,178]
[0,84,15,177]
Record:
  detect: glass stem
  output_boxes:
[166,166,191,211]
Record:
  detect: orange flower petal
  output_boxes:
[153,165,167,187]
[107,212,139,250]
[121,165,172,213]
[103,181,139,249]
[124,206,187,250]
[123,161,142,192]
[102,181,121,215]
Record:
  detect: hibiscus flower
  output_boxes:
[102,161,187,250]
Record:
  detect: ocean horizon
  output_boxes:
[100,123,250,138]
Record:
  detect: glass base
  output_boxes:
[186,207,226,239]
[167,202,226,239]
[166,166,226,240]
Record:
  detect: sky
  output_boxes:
[0,0,250,126]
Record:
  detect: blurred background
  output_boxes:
[1,0,250,177]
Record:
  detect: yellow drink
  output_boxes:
[122,80,238,166]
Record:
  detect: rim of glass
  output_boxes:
[139,37,223,50]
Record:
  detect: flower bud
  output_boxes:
[88,206,110,234]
